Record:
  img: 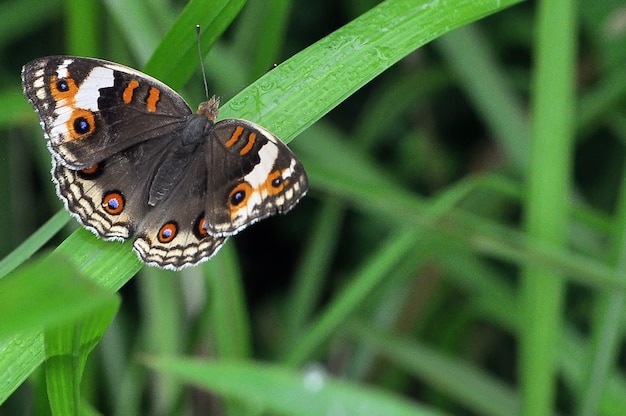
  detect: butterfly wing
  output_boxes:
[22,56,193,169]
[204,119,308,236]
[52,133,227,270]
[133,145,228,269]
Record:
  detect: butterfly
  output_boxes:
[21,56,308,270]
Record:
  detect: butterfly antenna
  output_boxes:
[196,24,210,101]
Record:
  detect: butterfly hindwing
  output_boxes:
[133,147,228,269]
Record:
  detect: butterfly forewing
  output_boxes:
[22,56,192,169]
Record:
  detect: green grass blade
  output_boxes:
[54,229,141,291]
[520,0,577,414]
[0,332,44,405]
[219,0,523,141]
[143,357,445,416]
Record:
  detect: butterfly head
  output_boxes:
[197,96,220,122]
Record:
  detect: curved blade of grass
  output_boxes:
[0,231,138,404]
[218,0,524,141]
[0,332,43,405]
[54,229,141,291]
[144,357,445,416]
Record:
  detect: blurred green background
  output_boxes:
[2,0,626,415]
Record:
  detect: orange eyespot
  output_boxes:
[50,75,78,100]
[194,213,208,239]
[67,109,96,140]
[158,222,178,243]
[78,162,104,179]
[81,163,100,175]
[265,170,288,195]
[229,182,253,207]
[102,191,125,215]
[197,217,207,235]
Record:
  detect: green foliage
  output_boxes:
[2,0,626,415]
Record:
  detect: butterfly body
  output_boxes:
[22,56,307,270]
